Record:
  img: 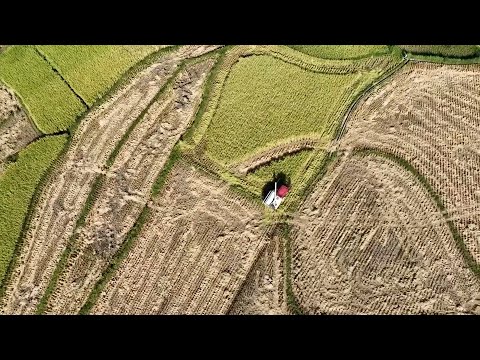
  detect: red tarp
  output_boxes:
[277,185,289,198]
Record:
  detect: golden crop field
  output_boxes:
[2,45,480,315]
[0,46,86,133]
[37,45,162,106]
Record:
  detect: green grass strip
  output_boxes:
[353,148,480,279]
[280,223,303,315]
[0,135,68,297]
[181,46,231,145]
[79,206,152,315]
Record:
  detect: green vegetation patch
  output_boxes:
[204,55,367,164]
[0,46,86,133]
[290,45,390,59]
[0,135,67,284]
[400,45,480,58]
[245,150,312,192]
[37,45,160,107]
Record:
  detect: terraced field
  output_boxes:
[340,62,480,264]
[290,61,480,315]
[3,45,480,315]
[292,153,480,314]
[44,58,216,314]
[0,46,219,314]
[0,85,40,170]
[90,163,270,314]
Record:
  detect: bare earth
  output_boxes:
[0,85,40,173]
[91,163,270,314]
[0,46,220,314]
[292,153,480,314]
[45,58,216,314]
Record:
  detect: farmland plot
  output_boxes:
[0,85,40,170]
[339,62,480,264]
[91,163,270,314]
[181,45,402,210]
[0,135,67,285]
[0,46,220,314]
[37,45,162,106]
[228,231,286,314]
[0,46,86,133]
[45,58,216,314]
[292,153,480,314]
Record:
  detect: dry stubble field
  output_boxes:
[291,62,480,314]
[0,46,219,314]
[91,163,271,314]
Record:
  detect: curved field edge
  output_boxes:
[182,45,404,149]
[284,149,480,313]
[4,46,183,313]
[0,46,179,134]
[180,46,405,216]
[401,45,480,64]
[288,45,393,60]
[0,135,68,294]
[352,148,480,279]
[37,51,222,314]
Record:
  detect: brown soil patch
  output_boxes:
[0,46,220,314]
[45,59,216,314]
[0,85,40,171]
[292,153,479,314]
[91,163,270,314]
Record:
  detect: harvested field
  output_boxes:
[292,153,480,314]
[339,62,480,264]
[91,163,270,314]
[0,46,220,314]
[228,231,286,314]
[0,85,40,170]
[45,58,216,314]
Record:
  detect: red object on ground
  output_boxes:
[277,185,289,198]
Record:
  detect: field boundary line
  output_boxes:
[33,46,89,110]
[0,133,69,304]
[334,58,408,142]
[0,80,42,135]
[35,62,187,314]
[287,45,394,61]
[352,148,480,280]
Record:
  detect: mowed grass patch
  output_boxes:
[37,45,161,107]
[0,46,86,133]
[0,135,67,284]
[290,45,390,59]
[204,55,368,164]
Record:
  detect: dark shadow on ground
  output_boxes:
[262,172,291,199]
